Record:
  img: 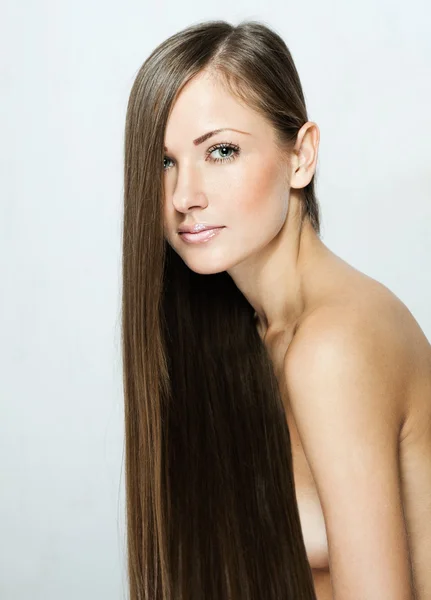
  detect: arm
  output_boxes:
[284,309,416,600]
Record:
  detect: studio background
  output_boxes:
[1,1,430,599]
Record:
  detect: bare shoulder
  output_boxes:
[285,263,431,597]
[281,271,431,598]
[288,270,431,440]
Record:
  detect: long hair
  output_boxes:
[122,19,321,600]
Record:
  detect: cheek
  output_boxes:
[229,159,286,222]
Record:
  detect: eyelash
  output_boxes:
[163,142,241,171]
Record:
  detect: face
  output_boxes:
[163,70,292,275]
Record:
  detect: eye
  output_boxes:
[163,142,241,171]
[206,142,241,164]
[164,156,173,171]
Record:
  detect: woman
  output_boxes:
[121,19,431,599]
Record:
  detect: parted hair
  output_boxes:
[122,18,321,600]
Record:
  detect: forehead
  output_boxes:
[164,71,270,145]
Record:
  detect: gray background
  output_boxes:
[1,1,430,599]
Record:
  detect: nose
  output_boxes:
[170,165,208,213]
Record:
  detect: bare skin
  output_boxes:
[163,68,431,599]
[257,233,431,599]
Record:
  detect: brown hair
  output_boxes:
[122,19,321,600]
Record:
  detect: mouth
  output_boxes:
[178,226,225,244]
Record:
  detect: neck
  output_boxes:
[227,191,330,342]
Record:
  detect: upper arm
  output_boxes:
[284,309,416,600]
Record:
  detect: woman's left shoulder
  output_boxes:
[290,273,431,438]
[299,272,429,377]
[285,274,431,598]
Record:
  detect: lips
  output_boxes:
[178,224,223,233]
[179,226,225,243]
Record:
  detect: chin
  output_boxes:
[170,239,243,275]
[183,259,228,275]
[173,248,231,275]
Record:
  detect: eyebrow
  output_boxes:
[164,128,250,152]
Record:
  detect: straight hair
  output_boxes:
[122,19,321,600]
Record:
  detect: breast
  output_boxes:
[295,477,329,569]
[289,410,329,570]
[263,327,330,569]
[297,491,328,570]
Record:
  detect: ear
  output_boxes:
[289,121,320,189]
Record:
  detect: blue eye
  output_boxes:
[163,142,241,171]
[164,156,173,170]
[206,142,241,164]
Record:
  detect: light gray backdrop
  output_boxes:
[1,1,430,599]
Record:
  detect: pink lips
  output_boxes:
[179,226,225,243]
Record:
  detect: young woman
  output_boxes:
[121,19,431,600]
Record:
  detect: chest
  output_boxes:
[279,355,431,597]
[265,334,330,569]
[285,403,330,569]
